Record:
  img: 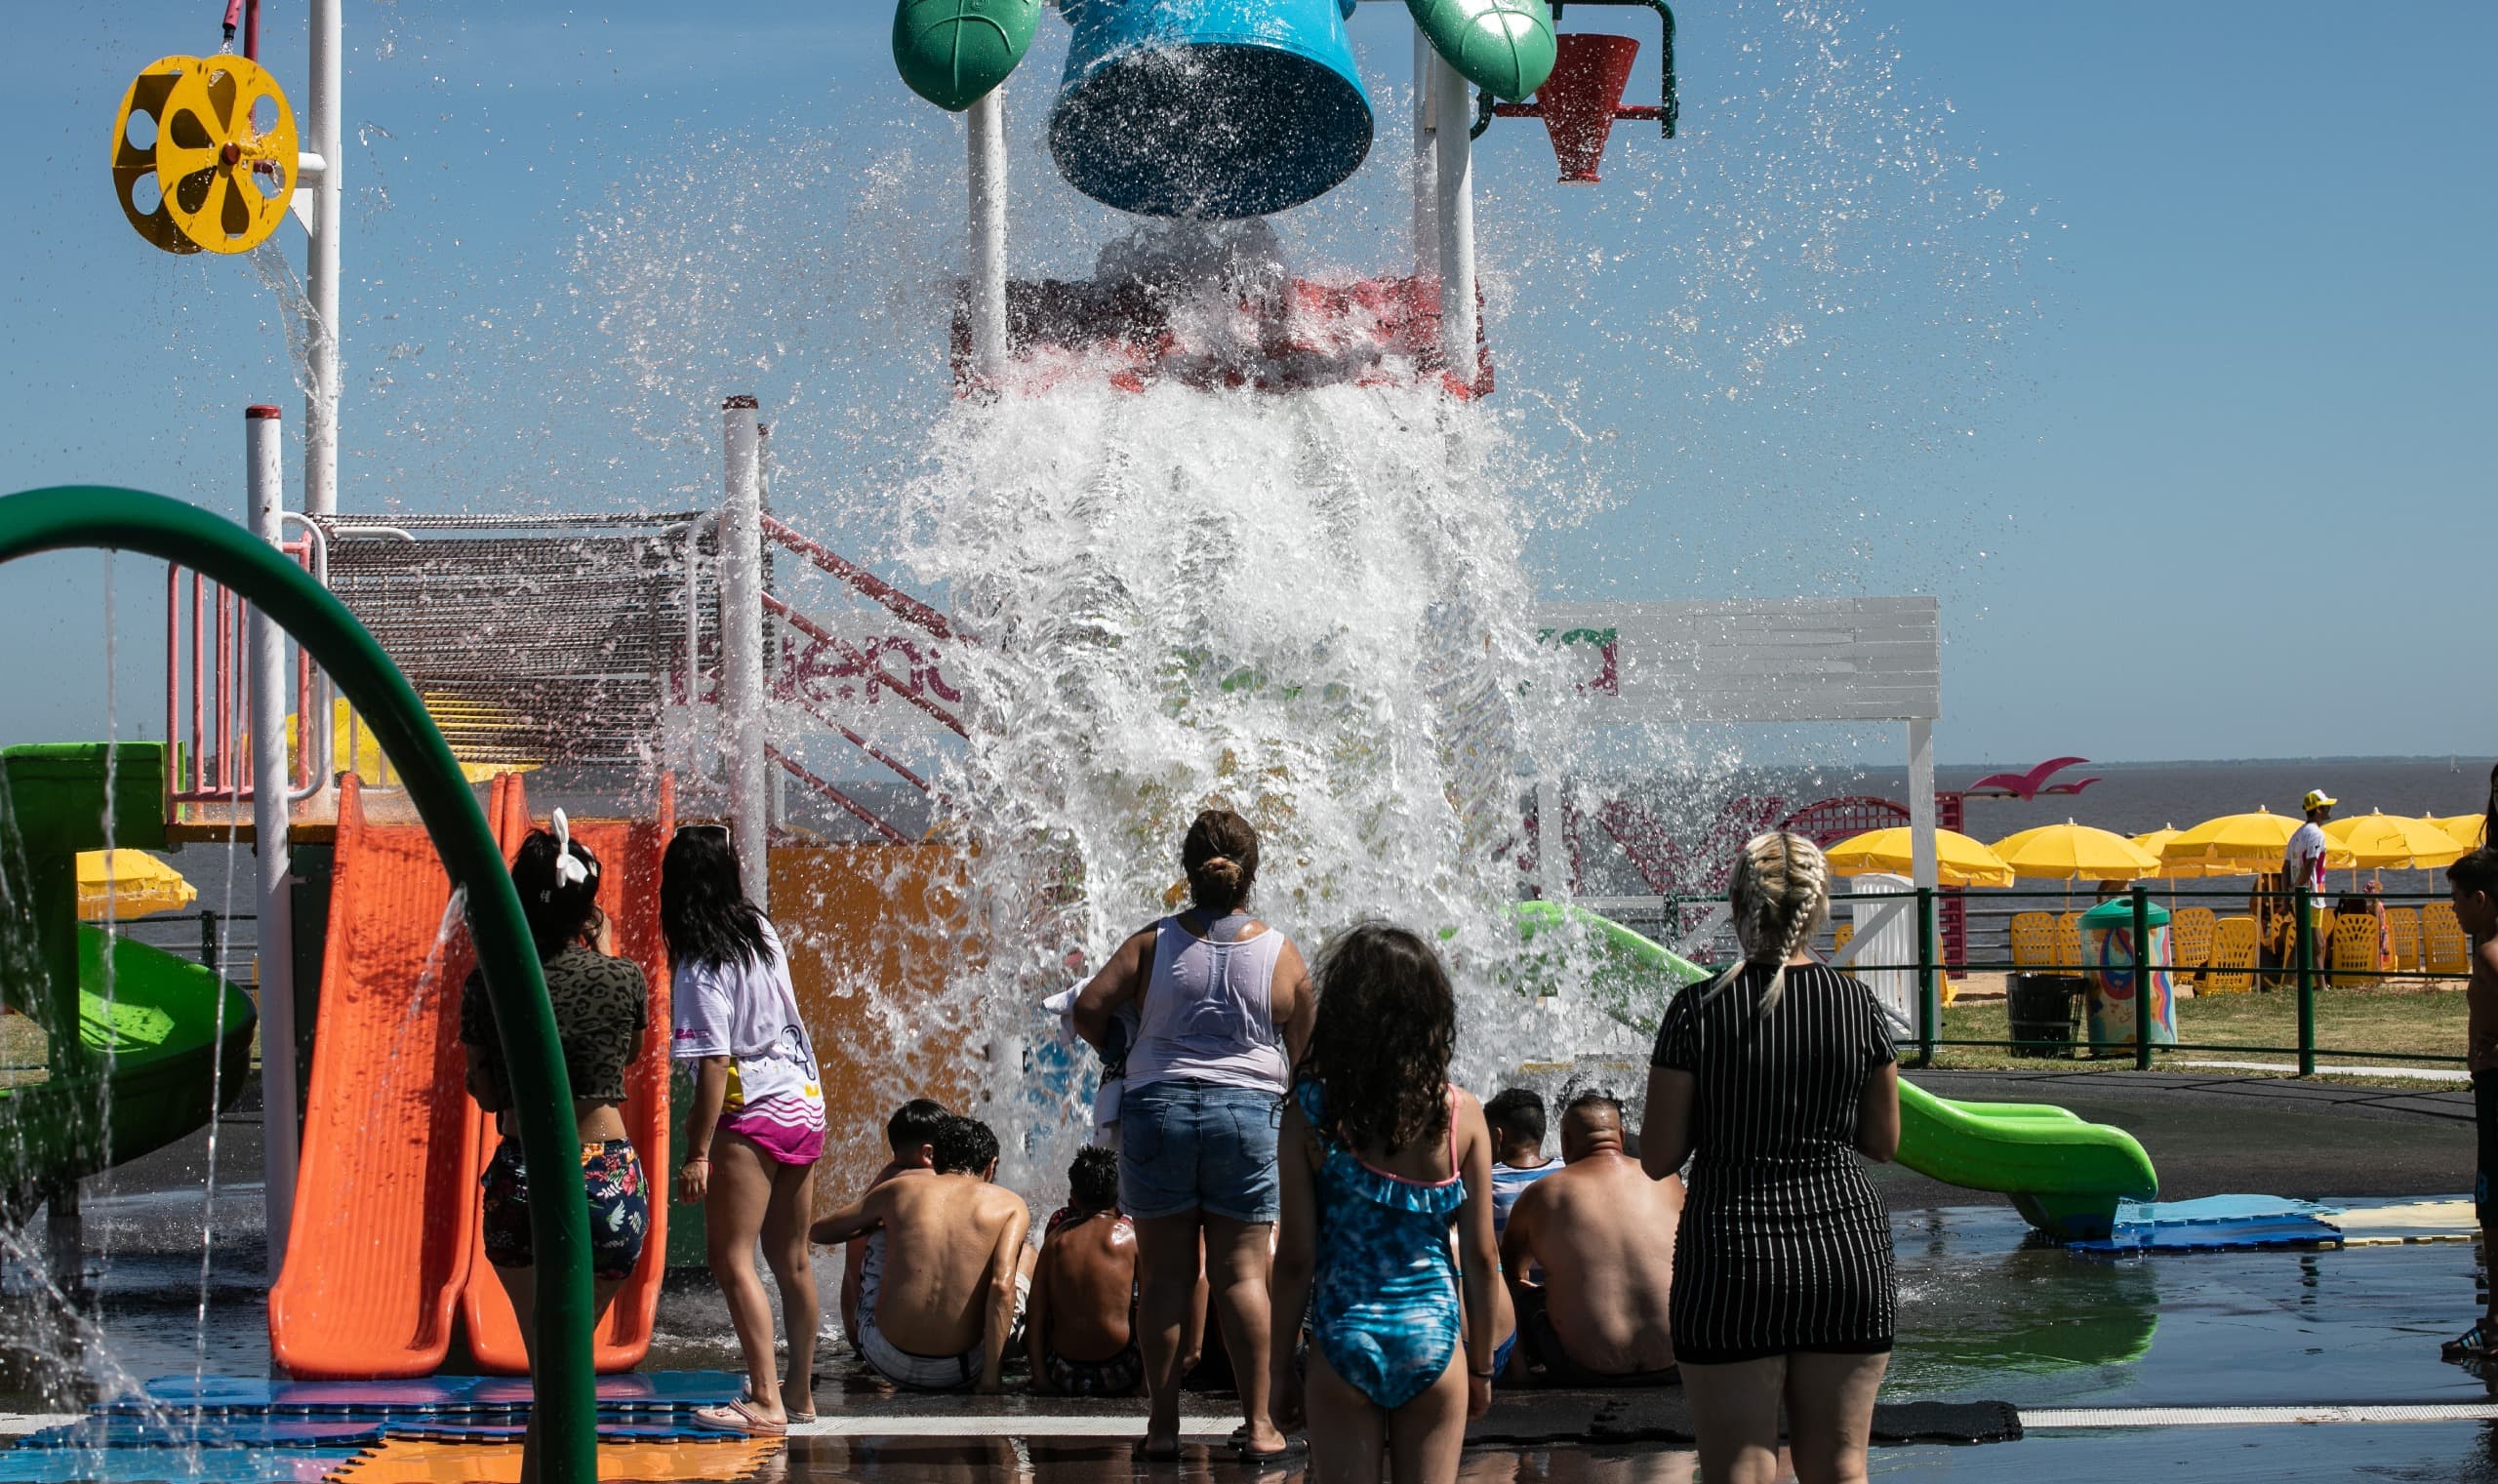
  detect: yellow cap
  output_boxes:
[2303,789,2337,813]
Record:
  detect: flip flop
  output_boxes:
[692,1398,788,1436]
[2442,1321,2498,1361]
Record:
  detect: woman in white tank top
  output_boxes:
[1073,809,1313,1461]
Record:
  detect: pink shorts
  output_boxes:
[718,1087,826,1166]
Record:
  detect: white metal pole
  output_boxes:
[966,88,1010,382]
[1412,27,1438,280]
[1907,719,1938,893]
[247,404,300,1277]
[304,0,342,516]
[1431,56,1477,384]
[1535,779,1565,901]
[721,397,769,908]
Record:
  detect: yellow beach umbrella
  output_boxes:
[2128,825,2239,879]
[1990,821,2161,882]
[2435,815,2487,851]
[1825,827,2015,888]
[2325,810,2471,870]
[75,849,197,920]
[2158,807,2355,874]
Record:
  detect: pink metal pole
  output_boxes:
[190,573,205,793]
[164,564,178,785]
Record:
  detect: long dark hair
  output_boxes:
[1182,809,1259,915]
[1298,922,1456,1156]
[660,825,771,970]
[511,828,600,963]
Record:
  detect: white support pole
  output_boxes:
[247,404,300,1277]
[1535,779,1565,902]
[1411,27,1438,280]
[757,421,787,832]
[721,397,769,908]
[966,88,1010,382]
[304,0,342,516]
[1907,719,1938,895]
[1431,56,1477,382]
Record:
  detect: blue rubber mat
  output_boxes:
[2073,1214,2346,1253]
[17,1419,383,1451]
[2115,1195,2343,1225]
[125,1372,745,1417]
[0,1448,359,1483]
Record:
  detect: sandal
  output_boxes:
[2442,1322,2498,1361]
[692,1398,788,1436]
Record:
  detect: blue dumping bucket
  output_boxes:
[1050,0,1373,220]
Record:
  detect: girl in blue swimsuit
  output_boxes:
[1269,923,1506,1483]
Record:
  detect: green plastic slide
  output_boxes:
[0,927,258,1216]
[0,741,258,1217]
[1511,901,2157,1240]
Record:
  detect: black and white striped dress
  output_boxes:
[1650,961,1898,1364]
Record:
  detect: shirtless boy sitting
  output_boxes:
[1501,1092,1684,1386]
[841,1099,949,1354]
[1028,1145,1141,1396]
[812,1114,1033,1393]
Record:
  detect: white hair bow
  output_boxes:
[551,809,590,891]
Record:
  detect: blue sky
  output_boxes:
[2,1,2490,764]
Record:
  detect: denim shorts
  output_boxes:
[1118,1079,1282,1223]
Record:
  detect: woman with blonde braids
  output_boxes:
[1637,832,1902,1484]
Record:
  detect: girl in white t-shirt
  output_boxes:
[664,825,826,1435]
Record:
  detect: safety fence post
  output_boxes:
[1915,886,1938,1067]
[2295,888,2317,1077]
[2130,884,2153,1072]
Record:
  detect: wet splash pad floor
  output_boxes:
[6,1074,2491,1479]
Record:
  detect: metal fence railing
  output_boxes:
[1604,885,2470,1076]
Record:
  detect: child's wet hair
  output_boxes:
[510,829,601,962]
[934,1114,999,1176]
[1299,921,1457,1156]
[1483,1088,1547,1148]
[1068,1145,1119,1214]
[887,1098,950,1156]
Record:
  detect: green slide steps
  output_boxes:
[0,928,258,1217]
[1512,898,2158,1241]
[894,0,1042,111]
[1408,0,1557,100]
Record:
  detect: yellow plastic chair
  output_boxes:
[2008,911,2056,968]
[2169,907,2217,973]
[1831,922,1856,978]
[2054,911,2084,969]
[2386,907,2422,971]
[2203,915,2260,994]
[2327,912,2381,986]
[2425,902,2471,977]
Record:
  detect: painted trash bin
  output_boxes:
[2081,898,2177,1052]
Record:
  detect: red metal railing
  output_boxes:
[760,514,958,643]
[165,544,316,805]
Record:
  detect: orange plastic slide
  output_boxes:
[270,773,677,1379]
[457,774,674,1374]
[268,774,504,1378]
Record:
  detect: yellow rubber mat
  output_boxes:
[327,1437,782,1483]
[2331,1199,2477,1245]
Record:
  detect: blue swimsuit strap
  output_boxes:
[1297,1083,1467,1218]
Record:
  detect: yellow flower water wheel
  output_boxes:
[110,54,298,256]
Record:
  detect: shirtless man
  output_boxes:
[812,1115,1033,1393]
[1027,1145,1142,1395]
[841,1099,948,1354]
[1501,1092,1683,1386]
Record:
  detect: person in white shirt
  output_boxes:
[2285,789,2337,958]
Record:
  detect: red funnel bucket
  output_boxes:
[1538,33,1640,184]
